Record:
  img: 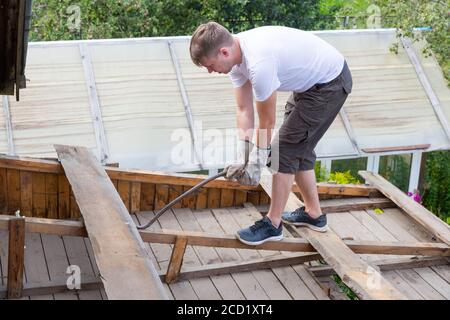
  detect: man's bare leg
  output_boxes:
[294,169,322,219]
[266,172,295,228]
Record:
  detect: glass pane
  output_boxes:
[331,158,368,181]
[379,154,412,192]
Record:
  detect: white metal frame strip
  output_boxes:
[401,37,450,142]
[79,43,110,164]
[167,40,204,169]
[2,95,15,155]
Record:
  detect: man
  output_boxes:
[190,22,352,245]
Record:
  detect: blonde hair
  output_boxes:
[190,21,233,66]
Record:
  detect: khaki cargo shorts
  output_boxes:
[268,61,353,173]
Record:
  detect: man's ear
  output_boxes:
[219,47,230,57]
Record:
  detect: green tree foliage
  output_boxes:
[30,0,326,41]
[422,151,450,224]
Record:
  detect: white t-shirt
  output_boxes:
[229,26,345,101]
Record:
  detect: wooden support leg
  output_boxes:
[7,217,25,299]
[165,236,188,284]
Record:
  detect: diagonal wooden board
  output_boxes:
[259,169,406,300]
[359,171,450,246]
[54,145,167,300]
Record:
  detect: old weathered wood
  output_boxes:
[361,144,430,153]
[130,182,141,214]
[32,172,46,218]
[7,217,25,298]
[140,183,155,211]
[19,171,32,216]
[58,175,70,219]
[45,174,58,219]
[260,169,406,300]
[0,214,447,257]
[54,145,167,300]
[220,188,234,207]
[0,168,7,214]
[165,236,188,284]
[359,171,450,246]
[155,184,170,211]
[207,188,221,208]
[0,155,380,195]
[117,180,131,212]
[7,169,20,215]
[195,188,208,209]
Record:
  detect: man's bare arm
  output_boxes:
[234,80,254,142]
[255,91,277,149]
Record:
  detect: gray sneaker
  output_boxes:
[281,206,328,232]
[236,216,283,246]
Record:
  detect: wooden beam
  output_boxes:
[54,145,167,300]
[0,215,448,256]
[308,256,450,277]
[2,95,15,155]
[0,278,102,299]
[7,216,25,299]
[171,253,321,281]
[259,169,406,300]
[361,144,430,153]
[0,155,380,195]
[359,171,450,246]
[401,37,450,142]
[165,236,188,283]
[79,44,110,164]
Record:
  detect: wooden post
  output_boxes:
[7,216,25,298]
[165,236,188,284]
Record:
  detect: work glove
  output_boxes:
[225,141,270,186]
[225,140,253,180]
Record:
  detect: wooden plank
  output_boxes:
[130,182,141,214]
[260,170,406,300]
[31,172,46,218]
[0,155,381,194]
[195,188,208,209]
[213,208,292,300]
[158,209,220,300]
[7,217,25,298]
[155,184,170,211]
[117,180,131,212]
[165,236,188,284]
[58,175,70,219]
[7,169,21,215]
[0,230,8,286]
[192,209,269,299]
[359,171,450,245]
[136,210,194,300]
[54,145,167,300]
[364,208,449,299]
[20,171,32,217]
[168,185,183,209]
[45,174,58,220]
[247,191,260,206]
[24,233,53,300]
[140,183,155,211]
[234,190,247,206]
[242,204,330,300]
[174,208,245,300]
[41,234,77,300]
[361,144,430,153]
[0,214,448,257]
[220,188,234,207]
[0,168,7,214]
[63,236,103,300]
[309,256,450,277]
[207,188,221,208]
[181,186,196,209]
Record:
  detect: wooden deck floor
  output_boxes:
[1,199,449,300]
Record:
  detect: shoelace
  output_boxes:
[249,219,267,233]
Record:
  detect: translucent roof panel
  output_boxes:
[88,41,193,170]
[2,29,448,172]
[7,44,97,158]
